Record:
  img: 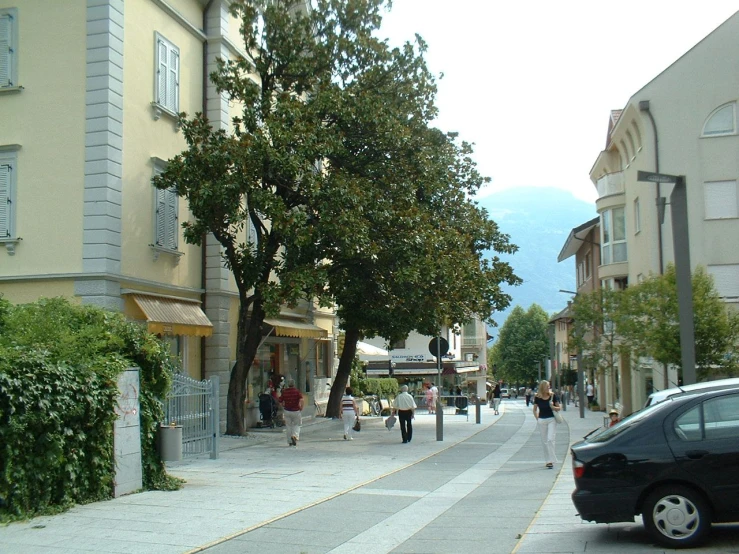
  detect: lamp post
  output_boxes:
[637,171,696,385]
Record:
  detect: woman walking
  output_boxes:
[491,382,502,415]
[532,380,561,469]
[341,387,359,440]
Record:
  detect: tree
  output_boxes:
[621,265,739,382]
[492,305,549,385]
[569,288,628,401]
[154,0,519,433]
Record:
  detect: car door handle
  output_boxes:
[686,450,708,459]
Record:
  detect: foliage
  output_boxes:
[570,265,739,386]
[0,298,180,520]
[154,0,520,431]
[361,378,399,398]
[491,305,549,384]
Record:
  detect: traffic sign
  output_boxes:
[428,337,449,358]
[637,170,678,184]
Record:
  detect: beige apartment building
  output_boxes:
[0,0,336,429]
[562,10,739,415]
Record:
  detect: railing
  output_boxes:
[163,374,220,459]
[596,171,624,198]
[462,336,484,347]
[413,395,470,421]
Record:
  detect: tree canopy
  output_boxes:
[489,304,549,385]
[154,0,519,433]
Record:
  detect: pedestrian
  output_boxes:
[392,385,417,444]
[532,379,561,469]
[425,383,435,414]
[492,382,502,415]
[525,386,532,407]
[608,408,620,427]
[279,378,304,447]
[586,382,595,407]
[341,387,359,440]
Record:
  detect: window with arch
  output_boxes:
[601,207,626,265]
[702,103,735,136]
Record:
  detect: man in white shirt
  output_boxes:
[392,385,417,444]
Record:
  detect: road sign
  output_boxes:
[428,337,449,358]
[637,170,678,184]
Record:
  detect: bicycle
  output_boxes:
[366,395,381,416]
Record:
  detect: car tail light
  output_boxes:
[572,458,585,479]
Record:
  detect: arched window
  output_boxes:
[702,103,735,136]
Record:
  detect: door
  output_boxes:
[670,392,739,520]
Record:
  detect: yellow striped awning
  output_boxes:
[263,318,328,339]
[131,294,213,337]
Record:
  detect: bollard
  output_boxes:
[436,399,443,441]
[475,395,481,424]
[562,391,567,412]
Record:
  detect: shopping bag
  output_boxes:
[385,414,397,430]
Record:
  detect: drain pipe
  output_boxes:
[638,100,664,275]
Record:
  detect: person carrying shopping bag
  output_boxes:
[392,385,417,444]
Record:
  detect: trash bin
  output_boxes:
[158,424,183,462]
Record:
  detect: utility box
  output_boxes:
[158,425,183,462]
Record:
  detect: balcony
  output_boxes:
[462,337,485,348]
[596,171,625,198]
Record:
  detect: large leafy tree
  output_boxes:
[492,305,549,385]
[620,265,739,382]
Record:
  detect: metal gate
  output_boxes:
[163,374,220,459]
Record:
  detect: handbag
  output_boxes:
[353,417,361,432]
[385,414,397,430]
[551,398,564,424]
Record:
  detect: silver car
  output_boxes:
[644,377,739,408]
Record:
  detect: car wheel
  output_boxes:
[642,485,710,549]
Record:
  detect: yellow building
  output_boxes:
[0,0,335,429]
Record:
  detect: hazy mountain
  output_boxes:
[477,187,598,339]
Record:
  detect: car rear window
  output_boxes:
[584,402,669,443]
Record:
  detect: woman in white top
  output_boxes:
[341,387,359,440]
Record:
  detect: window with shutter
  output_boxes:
[154,184,178,251]
[704,181,738,220]
[154,33,179,114]
[0,9,17,89]
[0,153,15,240]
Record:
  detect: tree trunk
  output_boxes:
[225,299,266,436]
[326,326,361,418]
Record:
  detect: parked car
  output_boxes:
[571,383,739,548]
[644,377,739,408]
[499,387,510,399]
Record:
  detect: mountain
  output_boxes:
[476,187,598,339]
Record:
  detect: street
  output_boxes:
[1,399,738,553]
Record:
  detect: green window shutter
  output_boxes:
[0,14,11,87]
[156,38,168,106]
[164,187,178,250]
[0,163,11,238]
[155,186,166,246]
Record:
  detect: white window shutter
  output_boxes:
[165,187,178,250]
[0,14,11,87]
[157,38,168,106]
[0,164,10,238]
[168,48,179,113]
[704,181,738,219]
[708,265,739,298]
[155,187,166,246]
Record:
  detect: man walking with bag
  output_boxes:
[392,385,417,444]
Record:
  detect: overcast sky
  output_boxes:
[378,1,739,204]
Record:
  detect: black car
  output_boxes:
[571,384,739,548]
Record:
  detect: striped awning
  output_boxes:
[263,318,328,339]
[131,294,213,337]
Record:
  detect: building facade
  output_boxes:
[0,0,336,430]
[585,11,739,411]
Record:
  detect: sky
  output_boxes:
[377,1,739,204]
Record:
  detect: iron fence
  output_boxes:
[163,374,220,459]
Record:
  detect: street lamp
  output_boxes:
[637,171,696,385]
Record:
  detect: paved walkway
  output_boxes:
[2,400,738,553]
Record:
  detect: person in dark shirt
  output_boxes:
[532,380,560,469]
[279,378,304,446]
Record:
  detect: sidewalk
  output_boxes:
[6,400,732,553]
